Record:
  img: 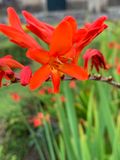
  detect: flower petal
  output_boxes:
[50,21,72,55]
[20,66,32,86]
[30,65,51,90]
[26,24,52,44]
[51,69,61,93]
[74,16,108,61]
[3,55,13,59]
[87,16,107,28]
[58,63,88,80]
[22,11,54,31]
[22,11,54,44]
[0,25,40,48]
[65,47,76,59]
[0,56,24,69]
[0,71,4,87]
[26,48,49,64]
[63,16,77,35]
[4,68,14,79]
[83,48,107,72]
[7,7,23,31]
[74,28,87,43]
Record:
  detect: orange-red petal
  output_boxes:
[59,63,88,80]
[26,48,49,64]
[22,10,54,32]
[22,11,54,44]
[7,7,23,31]
[0,57,24,69]
[73,16,108,61]
[63,16,77,35]
[89,16,107,28]
[0,25,40,48]
[30,64,51,90]
[51,69,61,93]
[26,24,52,44]
[65,47,76,59]
[74,28,87,43]
[20,66,32,86]
[50,21,72,56]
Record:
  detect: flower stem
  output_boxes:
[5,74,120,89]
[62,74,120,89]
[88,74,120,89]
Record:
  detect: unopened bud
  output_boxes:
[20,66,32,86]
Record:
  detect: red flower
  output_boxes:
[109,41,120,50]
[61,95,66,102]
[0,8,107,62]
[83,49,108,72]
[47,87,53,94]
[114,57,120,75]
[32,112,50,128]
[69,80,76,89]
[117,65,120,74]
[0,55,23,86]
[10,92,21,102]
[51,95,66,102]
[74,16,108,62]
[23,11,107,63]
[38,88,46,95]
[0,8,108,93]
[33,118,42,127]
[27,20,88,93]
[20,66,32,86]
[0,55,32,87]
[0,7,40,49]
[38,87,53,95]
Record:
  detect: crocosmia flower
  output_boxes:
[23,11,107,63]
[32,112,50,128]
[0,55,32,87]
[0,7,108,93]
[0,55,23,86]
[27,20,88,93]
[10,92,21,102]
[83,49,108,72]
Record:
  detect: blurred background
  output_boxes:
[0,0,120,13]
[0,0,120,23]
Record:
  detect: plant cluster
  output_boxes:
[0,7,110,93]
